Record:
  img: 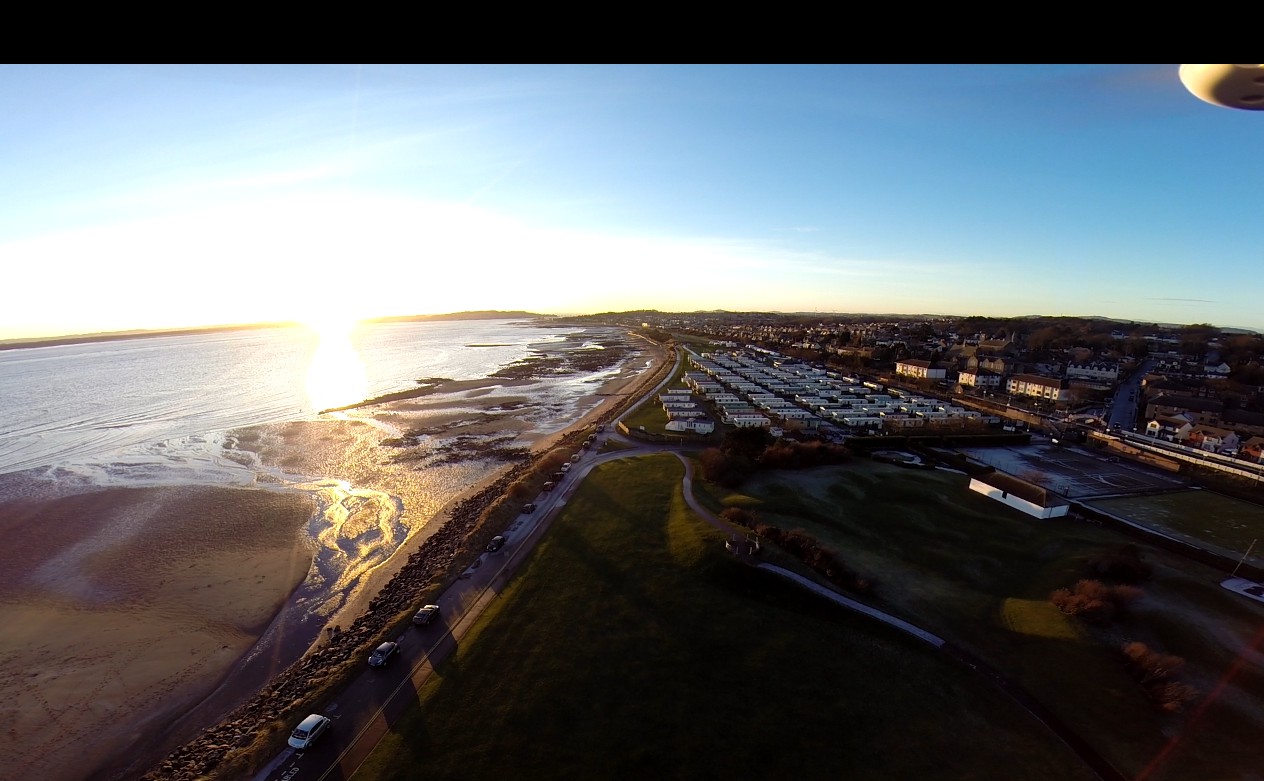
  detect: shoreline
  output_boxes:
[140,333,671,780]
[0,328,670,781]
[321,340,668,634]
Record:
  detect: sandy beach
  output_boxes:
[0,330,668,781]
[0,486,314,781]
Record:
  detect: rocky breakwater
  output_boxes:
[141,458,529,780]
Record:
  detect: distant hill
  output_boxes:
[367,310,546,324]
[0,311,552,352]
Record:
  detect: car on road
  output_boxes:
[542,481,555,491]
[560,463,571,473]
[412,604,440,626]
[368,641,400,667]
[487,535,506,552]
[522,502,536,513]
[288,713,331,749]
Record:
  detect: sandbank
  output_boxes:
[0,485,313,781]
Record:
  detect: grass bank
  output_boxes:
[689,458,1264,779]
[355,454,1094,781]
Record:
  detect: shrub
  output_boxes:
[720,507,757,529]
[749,523,871,595]
[721,427,775,460]
[1120,641,1199,712]
[506,479,533,501]
[1049,579,1143,623]
[700,448,750,488]
[758,440,852,469]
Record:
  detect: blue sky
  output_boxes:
[1,64,1261,339]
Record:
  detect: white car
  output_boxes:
[288,713,331,749]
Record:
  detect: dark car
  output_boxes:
[412,604,440,626]
[487,535,506,552]
[368,641,399,667]
[522,502,536,514]
[542,481,555,491]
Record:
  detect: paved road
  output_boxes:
[1106,358,1153,432]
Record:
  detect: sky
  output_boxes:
[1,64,1262,340]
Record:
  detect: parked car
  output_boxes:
[368,641,400,667]
[487,535,506,552]
[522,502,536,514]
[560,463,571,473]
[412,604,440,626]
[288,713,331,749]
[542,481,555,491]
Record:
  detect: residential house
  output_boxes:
[1007,374,1070,404]
[1066,362,1120,382]
[959,369,1002,390]
[1146,414,1194,441]
[1186,425,1239,453]
[1239,436,1264,464]
[895,359,947,381]
[1145,395,1224,427]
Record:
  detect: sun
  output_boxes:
[302,315,369,412]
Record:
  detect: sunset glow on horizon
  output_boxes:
[3,64,1263,340]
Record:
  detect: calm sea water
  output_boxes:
[0,318,621,482]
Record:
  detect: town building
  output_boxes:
[1006,374,1070,404]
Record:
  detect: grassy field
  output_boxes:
[1086,489,1264,564]
[355,454,1097,781]
[689,459,1264,780]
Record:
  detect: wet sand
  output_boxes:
[0,486,314,781]
[0,332,667,781]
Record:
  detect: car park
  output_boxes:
[412,604,440,626]
[487,535,506,552]
[368,641,399,667]
[288,713,331,749]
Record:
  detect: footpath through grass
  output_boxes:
[691,459,1264,780]
[356,454,1094,781]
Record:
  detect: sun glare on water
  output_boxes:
[304,316,369,412]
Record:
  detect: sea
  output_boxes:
[0,317,642,781]
[0,316,640,640]
[0,318,632,485]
